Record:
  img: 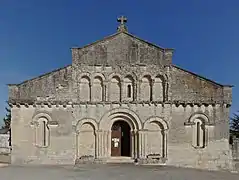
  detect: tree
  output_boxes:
[2,107,11,130]
[229,111,239,144]
[2,106,11,146]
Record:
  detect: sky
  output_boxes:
[0,0,239,125]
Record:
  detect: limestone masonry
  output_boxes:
[8,16,233,171]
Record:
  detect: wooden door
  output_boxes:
[111,124,121,156]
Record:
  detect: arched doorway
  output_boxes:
[111,120,131,157]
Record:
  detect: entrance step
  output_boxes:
[107,157,135,164]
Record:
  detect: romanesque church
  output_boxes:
[8,17,233,170]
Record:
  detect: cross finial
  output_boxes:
[117,16,128,32]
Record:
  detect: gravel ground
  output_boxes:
[0,164,238,180]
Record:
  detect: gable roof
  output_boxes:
[71,31,174,52]
[172,65,233,88]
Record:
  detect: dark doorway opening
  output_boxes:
[111,120,131,157]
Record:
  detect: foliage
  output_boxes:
[2,107,11,130]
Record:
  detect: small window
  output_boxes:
[36,118,49,147]
[193,119,206,148]
[127,84,131,98]
[196,122,200,147]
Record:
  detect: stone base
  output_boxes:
[137,157,167,165]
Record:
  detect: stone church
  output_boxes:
[8,17,233,170]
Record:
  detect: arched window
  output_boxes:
[127,84,131,98]
[35,118,49,147]
[124,75,134,101]
[196,122,200,147]
[193,119,206,148]
[79,75,90,102]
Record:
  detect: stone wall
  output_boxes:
[10,102,232,171]
[0,133,10,154]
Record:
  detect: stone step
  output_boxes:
[107,157,135,164]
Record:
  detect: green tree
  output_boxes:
[2,107,11,130]
[2,106,11,146]
[230,111,239,144]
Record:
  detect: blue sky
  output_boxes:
[0,0,239,125]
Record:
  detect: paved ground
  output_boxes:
[0,164,238,180]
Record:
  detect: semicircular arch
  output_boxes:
[99,108,142,130]
[76,118,98,132]
[143,116,169,130]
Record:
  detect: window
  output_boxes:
[196,122,200,147]
[36,118,49,147]
[193,119,206,148]
[127,84,131,98]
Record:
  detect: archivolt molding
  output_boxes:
[91,73,106,82]
[77,72,91,82]
[139,73,154,81]
[184,112,214,126]
[32,112,52,123]
[75,118,98,132]
[154,73,168,83]
[99,108,142,130]
[108,73,123,82]
[143,116,169,130]
[123,73,137,82]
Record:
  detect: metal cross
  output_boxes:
[117,16,127,25]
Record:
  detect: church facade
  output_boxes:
[8,17,233,170]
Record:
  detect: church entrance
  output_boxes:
[111,120,131,157]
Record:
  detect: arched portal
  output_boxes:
[99,108,142,159]
[111,120,131,157]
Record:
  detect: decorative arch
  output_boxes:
[124,73,137,82]
[143,116,168,158]
[109,75,121,102]
[108,73,123,82]
[139,73,154,81]
[140,75,153,101]
[154,74,166,101]
[143,116,169,130]
[123,74,135,101]
[99,108,142,130]
[77,72,91,81]
[187,112,210,124]
[79,74,91,101]
[186,113,210,148]
[76,118,98,158]
[32,113,51,148]
[32,112,52,124]
[91,73,106,82]
[92,75,104,102]
[75,118,98,132]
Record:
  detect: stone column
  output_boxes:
[138,130,143,158]
[89,82,92,102]
[120,80,124,102]
[163,130,168,158]
[144,130,148,158]
[75,132,79,159]
[95,131,99,158]
[151,79,155,101]
[97,130,104,158]
[103,81,108,102]
[138,80,142,101]
[133,82,137,101]
[138,130,147,159]
[131,130,135,158]
[134,130,139,159]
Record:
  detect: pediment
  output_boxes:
[72,32,173,67]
